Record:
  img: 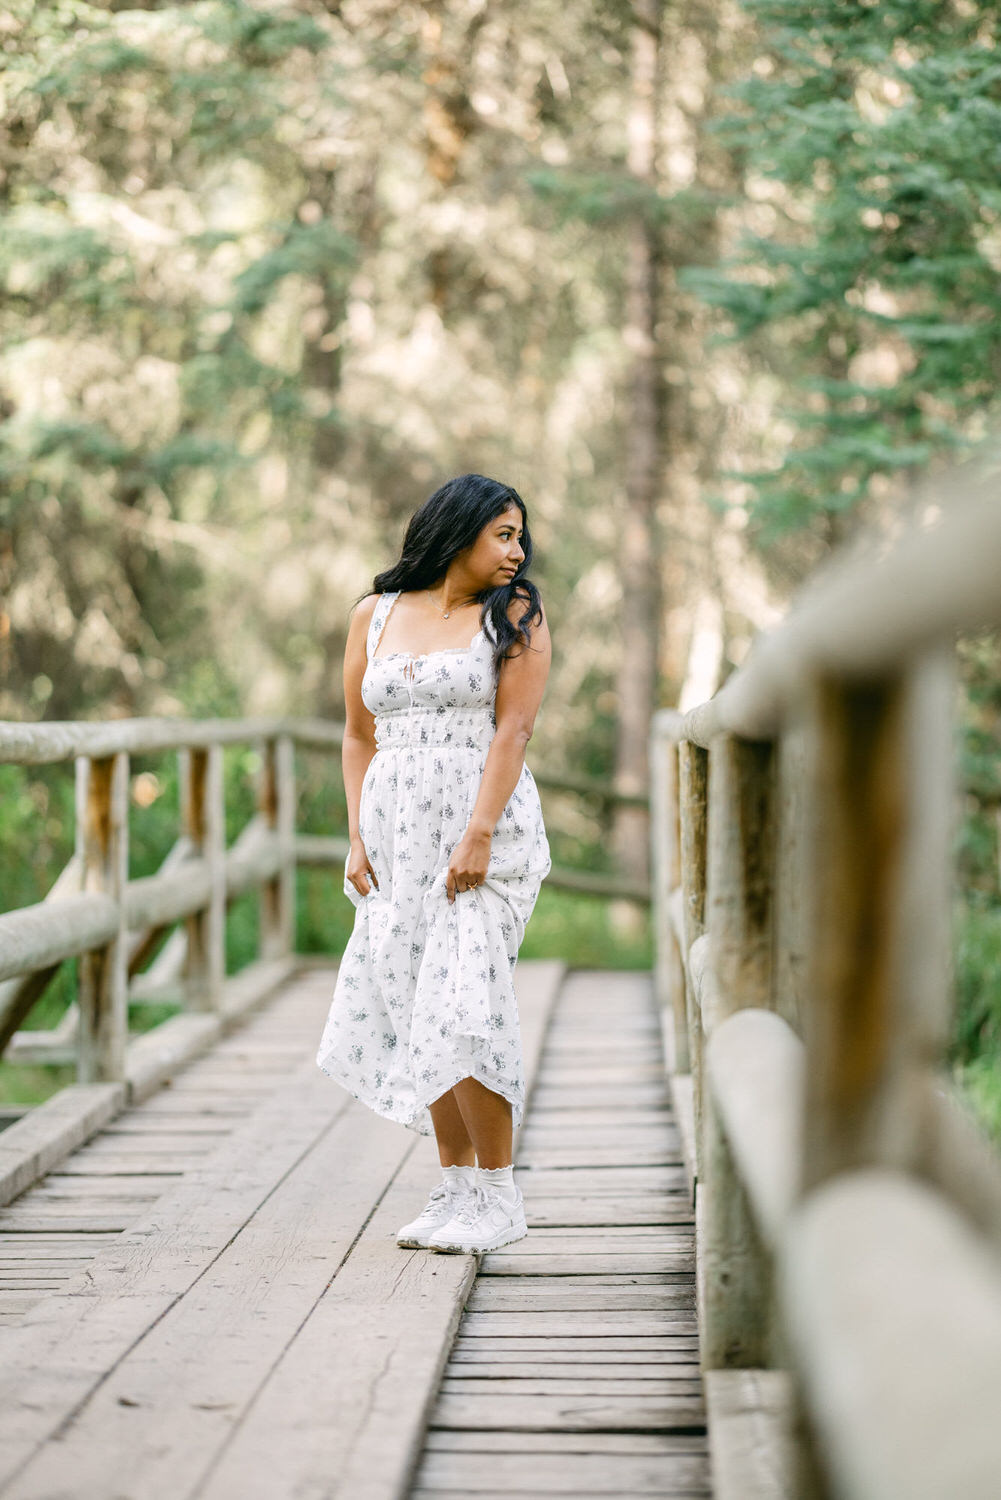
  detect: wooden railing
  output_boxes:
[650,466,1001,1498]
[0,717,644,1203]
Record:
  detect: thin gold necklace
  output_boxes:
[426,587,473,620]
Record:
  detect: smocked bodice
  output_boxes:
[362,590,497,751]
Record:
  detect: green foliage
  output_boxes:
[952,1054,1001,1148]
[0,0,363,731]
[949,631,1001,1139]
[520,887,651,970]
[0,1060,76,1109]
[951,897,1001,1068]
[682,0,1001,545]
[0,215,137,314]
[527,168,724,232]
[0,765,76,915]
[231,223,357,315]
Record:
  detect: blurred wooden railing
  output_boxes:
[649,467,1001,1499]
[0,716,645,1204]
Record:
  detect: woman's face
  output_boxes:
[460,503,525,588]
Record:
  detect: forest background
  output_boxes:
[2,0,1001,1138]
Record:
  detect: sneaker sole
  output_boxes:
[429,1220,528,1255]
[396,1235,431,1249]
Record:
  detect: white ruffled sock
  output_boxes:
[442,1164,476,1196]
[478,1163,518,1205]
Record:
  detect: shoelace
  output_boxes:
[421,1180,469,1217]
[452,1184,494,1228]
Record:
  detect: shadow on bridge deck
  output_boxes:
[0,962,708,1500]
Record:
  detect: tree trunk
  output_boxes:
[612,0,664,893]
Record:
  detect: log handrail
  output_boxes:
[0,730,299,1073]
[0,715,651,808]
[675,466,1001,749]
[649,461,1001,1497]
[0,724,650,1072]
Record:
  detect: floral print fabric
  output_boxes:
[315,589,552,1135]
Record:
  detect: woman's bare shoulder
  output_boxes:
[350,592,381,624]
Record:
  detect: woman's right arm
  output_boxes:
[342,593,380,898]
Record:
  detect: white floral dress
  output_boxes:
[315,589,552,1135]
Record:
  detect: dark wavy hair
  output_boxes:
[370,474,543,674]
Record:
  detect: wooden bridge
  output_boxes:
[2,470,1001,1498]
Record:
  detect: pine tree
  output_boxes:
[682,0,1001,547]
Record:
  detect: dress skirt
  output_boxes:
[315,590,551,1135]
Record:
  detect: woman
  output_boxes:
[316,474,552,1254]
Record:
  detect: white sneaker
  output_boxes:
[427,1183,527,1254]
[397,1178,474,1248]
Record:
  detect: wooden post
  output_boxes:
[706,734,775,1014]
[258,734,296,960]
[76,753,129,1082]
[651,717,689,1072]
[700,731,777,1372]
[774,725,808,1035]
[678,741,709,1157]
[180,744,226,1010]
[799,651,955,1193]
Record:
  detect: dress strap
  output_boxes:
[366,590,400,660]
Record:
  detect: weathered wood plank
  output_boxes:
[450,1339,702,1359]
[0,1262,92,1276]
[0,1211,137,1233]
[441,1363,703,1381]
[95,1118,234,1134]
[0,1295,45,1316]
[63,1130,221,1150]
[33,1161,187,1178]
[440,1376,707,1397]
[410,966,707,1496]
[466,1284,695,1313]
[486,1225,694,1245]
[529,1088,671,1109]
[190,1148,476,1500]
[0,1059,354,1488]
[423,1428,709,1452]
[520,1119,679,1138]
[482,1253,693,1275]
[458,1315,700,1347]
[518,1108,673,1126]
[414,1451,711,1494]
[410,1490,707,1500]
[121,1096,252,1116]
[526,1198,694,1227]
[474,1271,689,1287]
[521,1150,684,1171]
[704,1369,795,1500]
[22,1176,177,1199]
[187,959,564,1500]
[0,1099,410,1500]
[0,1084,126,1209]
[518,1171,684,1198]
[429,1392,706,1431]
[530,1067,667,1086]
[0,1235,120,1252]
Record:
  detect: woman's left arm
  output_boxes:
[445,600,552,903]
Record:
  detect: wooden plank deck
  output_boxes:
[411,971,711,1498]
[0,973,328,1322]
[0,960,560,1499]
[0,961,708,1499]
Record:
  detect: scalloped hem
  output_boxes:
[315,1053,524,1138]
